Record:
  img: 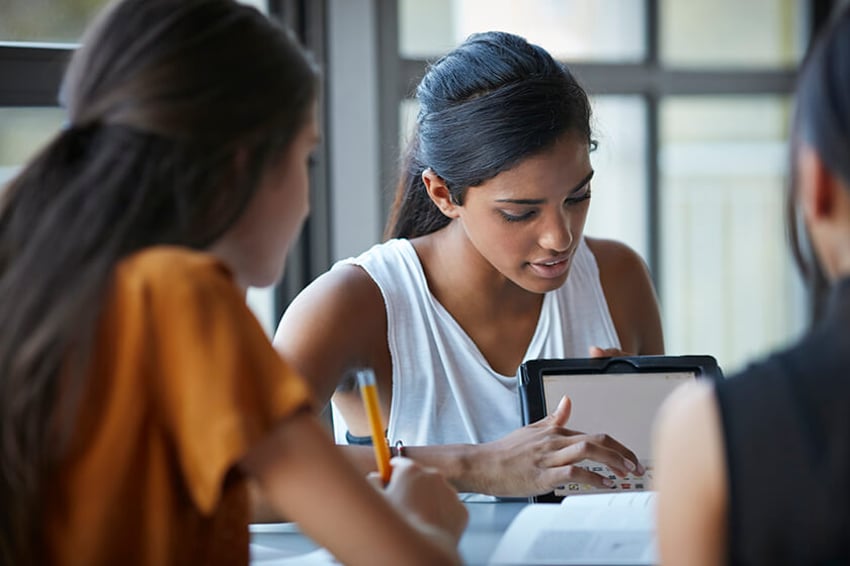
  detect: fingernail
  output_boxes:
[623,459,636,472]
[603,478,616,488]
[636,462,646,475]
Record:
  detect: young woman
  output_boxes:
[275,31,663,497]
[654,7,850,565]
[0,1,467,564]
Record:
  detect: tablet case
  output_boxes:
[518,355,724,502]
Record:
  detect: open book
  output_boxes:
[489,491,657,565]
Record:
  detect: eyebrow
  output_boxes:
[495,170,595,205]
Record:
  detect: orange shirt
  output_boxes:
[45,247,312,565]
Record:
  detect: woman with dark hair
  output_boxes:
[0,0,467,564]
[275,31,663,497]
[653,7,850,565]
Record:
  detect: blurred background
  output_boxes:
[1,0,844,376]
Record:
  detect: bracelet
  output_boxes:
[390,440,405,458]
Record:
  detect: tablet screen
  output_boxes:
[543,371,694,458]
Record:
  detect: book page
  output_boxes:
[489,492,657,565]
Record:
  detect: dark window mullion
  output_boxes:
[646,0,660,290]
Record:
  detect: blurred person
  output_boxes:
[654,7,850,565]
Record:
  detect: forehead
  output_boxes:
[474,133,592,197]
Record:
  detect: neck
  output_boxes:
[411,223,542,319]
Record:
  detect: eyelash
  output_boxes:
[498,189,592,223]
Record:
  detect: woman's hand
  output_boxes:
[374,457,469,550]
[589,346,635,358]
[468,396,644,497]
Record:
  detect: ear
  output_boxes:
[797,144,836,223]
[422,168,461,219]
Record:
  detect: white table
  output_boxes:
[250,494,530,565]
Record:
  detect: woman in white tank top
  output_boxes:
[275,31,664,497]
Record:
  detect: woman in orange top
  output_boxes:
[0,0,467,565]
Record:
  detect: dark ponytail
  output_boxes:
[385,31,594,239]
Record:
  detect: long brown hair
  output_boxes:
[0,0,319,562]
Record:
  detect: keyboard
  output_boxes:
[554,461,654,495]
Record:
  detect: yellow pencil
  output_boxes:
[356,368,392,484]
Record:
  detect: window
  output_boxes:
[399,0,645,62]
[388,0,810,374]
[0,107,65,186]
[659,96,804,369]
[0,0,109,43]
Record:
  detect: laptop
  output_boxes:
[518,355,723,502]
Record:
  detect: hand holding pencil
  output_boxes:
[357,367,469,546]
[357,368,393,484]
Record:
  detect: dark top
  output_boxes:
[715,277,850,565]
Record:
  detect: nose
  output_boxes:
[538,209,573,253]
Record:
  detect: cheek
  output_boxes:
[475,218,535,260]
[278,170,309,224]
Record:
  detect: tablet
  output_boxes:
[519,355,723,502]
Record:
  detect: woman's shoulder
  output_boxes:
[584,237,649,278]
[582,237,663,354]
[302,260,384,307]
[333,238,417,272]
[277,259,387,349]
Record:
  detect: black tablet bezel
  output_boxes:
[518,355,724,503]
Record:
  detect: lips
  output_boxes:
[528,254,572,279]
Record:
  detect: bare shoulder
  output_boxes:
[584,237,663,354]
[655,380,719,443]
[273,263,387,402]
[585,237,650,279]
[278,263,384,324]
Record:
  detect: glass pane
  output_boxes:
[0,0,110,43]
[585,96,649,263]
[399,99,418,152]
[660,96,805,375]
[0,0,267,43]
[247,287,276,337]
[400,0,646,62]
[0,107,65,188]
[661,0,804,68]
[237,0,269,15]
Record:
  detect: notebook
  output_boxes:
[489,491,657,565]
[519,355,723,502]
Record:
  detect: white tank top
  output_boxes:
[331,237,620,446]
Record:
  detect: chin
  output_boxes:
[518,275,568,295]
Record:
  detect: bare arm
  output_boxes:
[240,411,467,566]
[587,237,664,355]
[273,265,388,409]
[653,380,727,566]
